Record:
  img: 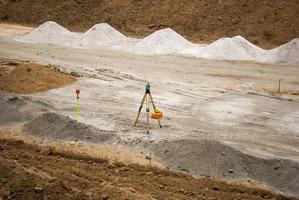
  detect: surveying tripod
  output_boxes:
[133,82,162,133]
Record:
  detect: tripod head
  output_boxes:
[145,82,151,93]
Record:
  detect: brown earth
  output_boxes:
[0,59,76,94]
[0,23,34,37]
[0,135,298,200]
[0,0,299,49]
[262,88,299,96]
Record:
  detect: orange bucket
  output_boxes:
[151,110,163,120]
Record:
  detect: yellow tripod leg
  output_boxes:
[133,93,147,127]
[148,92,162,128]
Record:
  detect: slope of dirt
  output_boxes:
[0,60,76,94]
[23,112,117,143]
[0,0,299,48]
[0,92,31,127]
[0,137,298,200]
[150,139,299,197]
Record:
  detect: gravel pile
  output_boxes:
[23,112,117,143]
[0,92,31,126]
[15,21,299,64]
[149,139,299,197]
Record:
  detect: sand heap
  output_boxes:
[149,139,299,197]
[133,28,193,54]
[261,38,299,64]
[0,62,76,94]
[183,36,267,61]
[24,112,116,143]
[73,23,128,48]
[181,36,299,64]
[17,21,79,45]
[15,21,299,64]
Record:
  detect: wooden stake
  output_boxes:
[278,79,282,93]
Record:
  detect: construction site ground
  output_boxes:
[0,24,299,199]
[2,129,297,200]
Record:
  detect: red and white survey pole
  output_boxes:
[75,89,80,121]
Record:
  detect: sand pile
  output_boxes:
[183,36,267,61]
[17,21,79,45]
[261,38,299,64]
[181,36,299,64]
[2,0,299,49]
[149,139,299,197]
[133,28,192,54]
[0,62,76,94]
[24,112,117,143]
[180,36,299,64]
[14,21,299,64]
[73,23,128,48]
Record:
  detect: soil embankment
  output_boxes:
[0,137,298,200]
[150,139,299,197]
[1,82,299,198]
[0,0,298,48]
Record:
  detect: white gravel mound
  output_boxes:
[181,36,299,64]
[261,38,299,64]
[15,21,299,64]
[17,21,79,45]
[133,28,193,55]
[184,36,267,61]
[73,23,128,48]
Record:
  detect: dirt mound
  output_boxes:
[149,139,299,197]
[23,112,117,143]
[0,92,31,126]
[262,38,299,64]
[13,22,298,63]
[73,23,128,48]
[0,61,76,94]
[16,21,79,45]
[14,22,298,63]
[180,36,299,64]
[185,35,267,61]
[1,0,298,48]
[1,138,297,200]
[133,28,192,54]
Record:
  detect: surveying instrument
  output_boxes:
[133,82,163,133]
